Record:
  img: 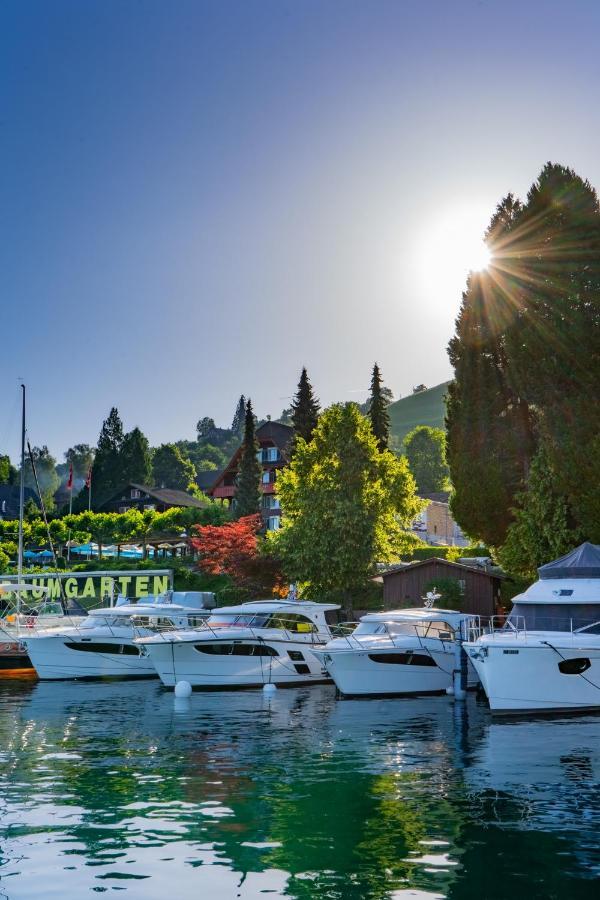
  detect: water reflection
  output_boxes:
[0,682,598,898]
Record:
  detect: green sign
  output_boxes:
[1,571,173,602]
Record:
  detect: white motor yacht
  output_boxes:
[464,542,600,714]
[0,584,87,673]
[22,592,214,680]
[136,599,340,689]
[314,608,478,697]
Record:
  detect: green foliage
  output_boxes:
[152,443,196,490]
[291,368,320,445]
[0,454,17,485]
[497,444,583,579]
[424,577,463,610]
[387,382,449,447]
[403,425,449,494]
[23,445,59,512]
[120,428,152,485]
[58,444,94,481]
[175,440,229,473]
[275,403,425,608]
[90,407,125,506]
[235,399,262,517]
[231,395,246,439]
[402,545,462,563]
[0,546,9,572]
[368,363,390,452]
[447,163,600,571]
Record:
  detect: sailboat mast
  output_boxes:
[17,384,26,613]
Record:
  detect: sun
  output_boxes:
[415,205,493,302]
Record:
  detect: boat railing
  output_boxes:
[132,614,335,646]
[467,614,600,641]
[328,620,457,652]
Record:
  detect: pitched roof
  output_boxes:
[196,469,222,492]
[102,483,207,510]
[381,557,504,580]
[256,420,294,454]
[0,485,40,518]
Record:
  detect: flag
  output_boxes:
[66,462,73,492]
[85,466,92,489]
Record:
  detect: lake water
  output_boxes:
[0,680,599,899]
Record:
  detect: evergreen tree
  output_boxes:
[291,367,320,444]
[152,443,196,490]
[235,399,262,517]
[120,428,153,485]
[91,407,125,506]
[231,395,246,439]
[367,363,390,451]
[446,197,535,548]
[498,444,583,579]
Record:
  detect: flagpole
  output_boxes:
[67,462,73,563]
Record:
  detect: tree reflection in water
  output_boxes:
[0,682,598,898]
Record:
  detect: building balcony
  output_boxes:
[212,485,236,499]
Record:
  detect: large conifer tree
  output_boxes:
[367,363,390,452]
[120,427,153,485]
[235,399,262,518]
[291,368,320,444]
[91,407,125,506]
[231,395,246,440]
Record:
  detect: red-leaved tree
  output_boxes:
[191,514,285,596]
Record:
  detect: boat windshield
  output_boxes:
[507,603,600,634]
[82,614,132,629]
[354,620,455,639]
[207,613,271,628]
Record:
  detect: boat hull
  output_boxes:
[465,640,600,713]
[318,646,455,696]
[23,634,157,680]
[143,637,329,688]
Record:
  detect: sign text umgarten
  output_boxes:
[2,570,173,602]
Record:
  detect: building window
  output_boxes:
[131,489,141,499]
[144,504,156,511]
[267,516,280,531]
[119,505,129,513]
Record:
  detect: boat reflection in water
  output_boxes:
[0,683,598,898]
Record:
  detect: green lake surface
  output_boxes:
[0,681,598,899]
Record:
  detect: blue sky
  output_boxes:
[2,0,600,461]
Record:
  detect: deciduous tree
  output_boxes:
[152,443,195,490]
[275,403,423,611]
[403,426,449,495]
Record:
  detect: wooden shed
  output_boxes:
[381,558,503,617]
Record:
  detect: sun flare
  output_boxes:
[416,205,493,301]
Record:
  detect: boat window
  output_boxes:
[367,652,437,666]
[265,613,316,633]
[193,642,279,656]
[64,642,140,655]
[206,613,270,628]
[558,657,591,675]
[508,603,600,633]
[419,621,455,640]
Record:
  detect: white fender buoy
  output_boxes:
[263,682,277,694]
[175,680,192,699]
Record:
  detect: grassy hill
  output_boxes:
[388,381,450,448]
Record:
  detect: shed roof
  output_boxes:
[381,557,504,580]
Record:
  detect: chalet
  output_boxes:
[0,485,40,520]
[98,483,208,514]
[208,421,293,529]
[380,557,503,618]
